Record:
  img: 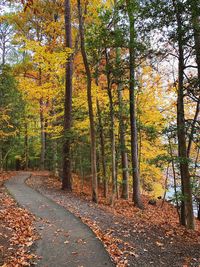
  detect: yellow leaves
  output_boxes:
[22,39,71,74]
[0,108,17,139]
[151,183,164,199]
[43,20,64,41]
[136,66,167,194]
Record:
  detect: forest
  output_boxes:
[0,0,200,266]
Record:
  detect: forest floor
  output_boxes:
[27,172,200,267]
[0,171,200,267]
[0,172,38,266]
[5,172,113,267]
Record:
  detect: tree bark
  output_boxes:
[38,67,46,171]
[115,44,129,199]
[126,0,143,209]
[24,121,28,170]
[168,136,181,222]
[173,0,194,229]
[62,0,73,191]
[105,49,117,205]
[187,0,200,157]
[118,83,129,199]
[77,0,98,203]
[97,99,108,198]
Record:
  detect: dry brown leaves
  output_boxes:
[0,172,17,186]
[0,172,38,267]
[29,172,200,266]
[81,217,135,267]
[37,172,200,237]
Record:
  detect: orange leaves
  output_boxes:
[81,217,130,266]
[0,173,38,266]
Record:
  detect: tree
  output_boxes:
[77,0,98,203]
[187,0,200,158]
[62,0,73,191]
[173,0,194,229]
[0,65,24,171]
[126,0,143,209]
[0,19,14,65]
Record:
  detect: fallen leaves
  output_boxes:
[155,241,164,247]
[0,172,38,266]
[27,172,200,267]
[80,217,137,267]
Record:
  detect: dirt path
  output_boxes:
[5,173,114,267]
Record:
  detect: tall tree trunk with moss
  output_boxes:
[77,0,98,203]
[126,0,143,209]
[173,0,194,229]
[62,0,73,191]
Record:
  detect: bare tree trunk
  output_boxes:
[77,0,98,203]
[118,84,129,199]
[105,49,117,205]
[187,0,200,157]
[161,163,169,207]
[115,45,129,200]
[53,140,59,176]
[173,0,194,229]
[38,67,45,170]
[168,136,181,222]
[24,121,28,170]
[189,0,200,79]
[198,204,200,220]
[39,98,45,170]
[62,0,73,191]
[97,99,108,198]
[126,0,143,209]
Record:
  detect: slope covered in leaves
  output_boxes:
[0,172,38,267]
[27,172,200,267]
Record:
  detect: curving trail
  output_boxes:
[5,172,114,267]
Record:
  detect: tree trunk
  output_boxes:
[126,0,143,209]
[118,84,129,199]
[77,0,98,203]
[24,121,29,170]
[187,0,200,157]
[198,203,200,220]
[97,99,108,198]
[38,67,46,170]
[62,0,73,191]
[189,0,200,79]
[115,45,129,200]
[105,49,117,205]
[39,98,45,170]
[168,136,181,222]
[53,139,59,176]
[173,0,194,229]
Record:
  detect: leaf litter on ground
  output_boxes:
[0,172,39,267]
